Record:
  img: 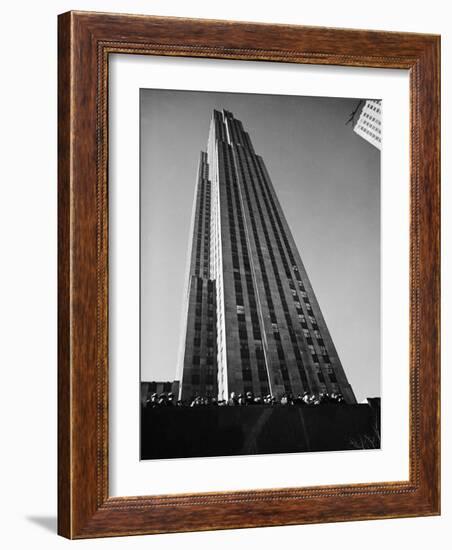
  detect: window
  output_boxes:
[242,369,252,381]
[237,305,245,314]
[280,365,290,382]
[239,328,248,340]
[192,355,200,365]
[258,369,268,382]
[240,348,250,359]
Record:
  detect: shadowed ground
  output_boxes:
[141,402,380,460]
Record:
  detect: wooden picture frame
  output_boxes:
[58,10,440,539]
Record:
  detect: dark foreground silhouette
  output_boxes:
[140,398,380,460]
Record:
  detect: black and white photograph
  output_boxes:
[0,0,445,545]
[140,89,382,460]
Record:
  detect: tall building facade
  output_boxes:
[178,110,356,404]
[354,99,382,150]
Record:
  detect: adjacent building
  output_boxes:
[178,109,356,404]
[353,99,382,149]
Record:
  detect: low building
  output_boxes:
[141,380,180,405]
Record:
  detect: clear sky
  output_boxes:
[140,89,380,402]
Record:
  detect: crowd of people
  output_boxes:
[144,390,346,409]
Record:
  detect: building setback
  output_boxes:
[178,109,356,404]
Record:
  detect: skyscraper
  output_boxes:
[178,109,356,404]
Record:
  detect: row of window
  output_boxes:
[239,141,334,390]
[363,111,381,126]
[358,125,382,142]
[251,158,327,364]
[237,151,279,354]
[366,101,381,115]
[252,155,334,369]
[193,337,214,348]
[236,148,310,393]
[193,174,211,277]
[191,355,215,366]
[360,118,380,134]
[191,373,215,385]
[221,141,265,390]
[193,320,215,332]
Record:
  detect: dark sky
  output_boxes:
[141,89,381,402]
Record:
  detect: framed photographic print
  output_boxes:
[58,11,440,538]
